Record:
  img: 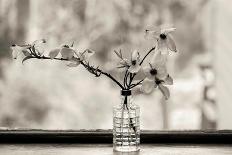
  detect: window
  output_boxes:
[0,0,230,131]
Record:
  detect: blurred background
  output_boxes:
[0,0,230,130]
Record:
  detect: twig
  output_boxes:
[30,55,124,89]
[129,79,144,89]
[139,46,156,65]
[123,70,128,88]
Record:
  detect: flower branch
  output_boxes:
[21,46,125,89]
[11,26,177,99]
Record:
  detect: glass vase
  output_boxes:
[113,90,140,152]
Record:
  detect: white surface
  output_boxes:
[0,144,231,155]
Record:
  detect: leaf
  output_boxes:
[119,49,122,57]
[70,41,74,47]
[22,50,31,56]
[117,66,126,69]
[114,49,122,59]
[22,56,34,64]
[31,45,36,54]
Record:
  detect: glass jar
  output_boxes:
[113,90,140,152]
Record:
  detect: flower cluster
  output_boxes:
[11,27,177,100]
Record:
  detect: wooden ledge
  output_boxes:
[0,129,231,144]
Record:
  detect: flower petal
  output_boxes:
[157,39,168,50]
[120,58,130,66]
[11,45,26,59]
[131,50,140,62]
[167,35,177,52]
[84,49,95,59]
[151,51,167,67]
[32,39,46,45]
[35,45,45,55]
[144,28,161,40]
[156,66,168,80]
[118,58,130,68]
[11,47,20,59]
[132,85,143,95]
[12,50,18,59]
[76,52,85,61]
[49,48,60,59]
[163,74,173,85]
[162,28,176,34]
[142,65,155,80]
[140,78,155,94]
[128,64,141,73]
[76,49,95,61]
[60,47,74,59]
[158,84,170,100]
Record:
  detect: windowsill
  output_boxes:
[0,129,232,154]
[0,129,232,144]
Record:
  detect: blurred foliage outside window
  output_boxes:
[0,0,220,130]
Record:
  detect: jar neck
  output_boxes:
[120,90,132,107]
[121,89,131,96]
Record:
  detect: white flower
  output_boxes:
[141,74,173,100]
[11,39,46,59]
[143,61,168,81]
[128,50,141,73]
[11,44,30,59]
[141,59,173,99]
[145,27,177,54]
